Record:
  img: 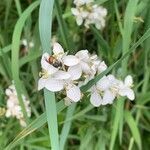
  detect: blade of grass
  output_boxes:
[39,0,60,149]
[60,103,76,150]
[55,0,74,51]
[11,0,40,124]
[125,110,142,149]
[90,25,110,56]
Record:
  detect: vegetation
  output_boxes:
[0,0,150,149]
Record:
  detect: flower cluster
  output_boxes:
[38,43,135,107]
[71,0,107,30]
[5,84,31,127]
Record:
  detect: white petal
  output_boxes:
[81,62,91,74]
[124,75,133,87]
[6,110,11,117]
[66,85,81,102]
[53,42,64,55]
[71,8,79,16]
[90,91,102,107]
[76,16,83,26]
[53,71,71,79]
[98,61,107,73]
[68,64,82,80]
[38,78,46,90]
[102,90,115,105]
[41,53,50,70]
[5,89,12,96]
[62,55,79,66]
[126,89,135,100]
[75,50,89,61]
[47,65,59,75]
[45,78,64,92]
[97,76,110,91]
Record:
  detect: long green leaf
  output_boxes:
[125,110,142,149]
[11,0,40,124]
[39,0,60,149]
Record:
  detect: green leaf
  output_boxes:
[11,0,40,124]
[39,0,60,149]
[124,110,142,150]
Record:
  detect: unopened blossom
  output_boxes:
[71,0,107,30]
[5,84,31,127]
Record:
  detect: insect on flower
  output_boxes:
[48,55,62,69]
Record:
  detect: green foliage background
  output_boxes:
[0,0,150,150]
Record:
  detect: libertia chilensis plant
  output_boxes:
[0,0,150,150]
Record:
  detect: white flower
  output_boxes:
[90,75,118,107]
[38,53,71,92]
[74,0,93,6]
[5,84,31,127]
[64,79,81,102]
[72,1,107,30]
[85,5,107,30]
[71,8,89,25]
[118,75,135,100]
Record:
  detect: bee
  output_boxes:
[48,56,62,68]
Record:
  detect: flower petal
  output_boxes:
[98,61,107,73]
[90,91,102,107]
[66,85,81,102]
[126,89,135,100]
[53,71,71,79]
[62,55,79,66]
[45,78,64,92]
[80,61,91,74]
[75,50,89,61]
[53,42,64,55]
[124,75,133,87]
[76,16,83,26]
[41,53,50,70]
[97,76,110,91]
[102,90,115,105]
[68,64,82,80]
[47,65,59,75]
[71,8,79,15]
[38,78,46,90]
